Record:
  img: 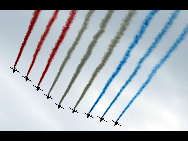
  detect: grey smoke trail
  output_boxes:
[59,10,115,105]
[47,10,95,96]
[74,10,137,109]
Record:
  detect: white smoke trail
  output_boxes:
[47,10,95,96]
[59,10,115,105]
[74,10,137,109]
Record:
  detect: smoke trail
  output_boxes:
[14,10,41,68]
[116,24,188,122]
[88,10,159,114]
[47,10,95,96]
[74,10,137,109]
[102,10,180,118]
[59,10,115,105]
[38,10,77,86]
[26,10,59,77]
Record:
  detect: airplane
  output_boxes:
[112,120,121,126]
[10,67,20,73]
[43,93,53,99]
[97,116,107,122]
[55,103,64,109]
[33,85,43,91]
[69,107,78,113]
[22,76,32,82]
[85,113,94,118]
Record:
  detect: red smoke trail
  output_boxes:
[37,10,77,86]
[14,10,41,68]
[26,10,59,77]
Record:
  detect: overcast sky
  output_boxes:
[0,10,188,131]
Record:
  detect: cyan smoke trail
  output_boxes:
[88,10,159,114]
[116,24,188,122]
[102,10,180,118]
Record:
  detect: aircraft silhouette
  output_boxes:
[44,93,53,99]
[69,107,78,113]
[55,103,64,109]
[22,76,32,82]
[33,85,43,91]
[97,116,107,122]
[112,120,121,126]
[10,67,20,73]
[85,113,94,118]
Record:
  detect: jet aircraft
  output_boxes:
[69,107,78,113]
[97,116,107,122]
[22,76,32,82]
[10,67,20,73]
[85,113,94,118]
[43,94,53,99]
[33,85,43,91]
[112,120,121,126]
[55,103,64,109]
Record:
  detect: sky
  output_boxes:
[0,10,188,131]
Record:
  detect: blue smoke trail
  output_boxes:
[101,10,180,118]
[88,10,159,114]
[116,24,188,122]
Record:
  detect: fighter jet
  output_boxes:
[97,116,107,122]
[22,76,32,82]
[10,67,20,73]
[69,107,78,113]
[33,85,43,91]
[85,113,94,118]
[112,120,121,126]
[43,94,53,99]
[55,103,64,109]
